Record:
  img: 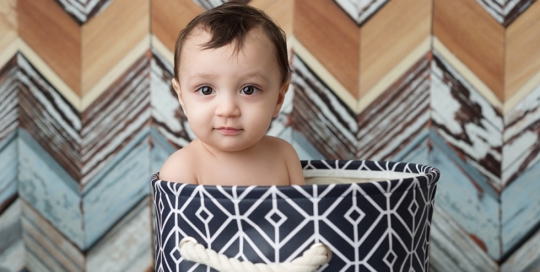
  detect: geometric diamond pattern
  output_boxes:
[152,160,440,271]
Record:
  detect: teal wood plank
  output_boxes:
[151,127,177,175]
[430,206,497,271]
[22,200,84,272]
[83,132,151,248]
[430,130,501,259]
[501,158,540,257]
[18,128,84,249]
[0,199,25,272]
[0,132,17,209]
[87,197,153,271]
[501,225,540,271]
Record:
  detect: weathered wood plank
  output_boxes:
[87,197,153,271]
[430,206,498,271]
[0,56,18,142]
[0,133,17,211]
[503,82,540,186]
[431,51,503,190]
[357,55,430,161]
[0,199,25,272]
[476,0,536,26]
[334,0,388,25]
[291,54,358,160]
[501,159,540,257]
[54,0,112,24]
[501,224,540,271]
[430,131,501,259]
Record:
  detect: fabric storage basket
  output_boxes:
[151,160,440,272]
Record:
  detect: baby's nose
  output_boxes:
[216,94,240,117]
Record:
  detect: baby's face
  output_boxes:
[173,28,287,153]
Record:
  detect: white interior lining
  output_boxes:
[303,169,422,185]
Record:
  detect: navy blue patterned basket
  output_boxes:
[151,160,440,272]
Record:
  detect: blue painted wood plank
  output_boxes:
[18,129,84,249]
[0,199,25,272]
[0,132,18,208]
[83,133,151,248]
[430,130,501,259]
[502,158,540,256]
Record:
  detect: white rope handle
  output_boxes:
[179,237,332,272]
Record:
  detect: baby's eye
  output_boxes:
[240,86,260,95]
[197,86,215,95]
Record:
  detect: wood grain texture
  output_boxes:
[430,206,498,271]
[81,0,149,96]
[18,0,81,95]
[151,0,204,52]
[0,56,18,142]
[476,0,537,26]
[291,55,358,160]
[501,224,540,272]
[501,159,540,258]
[250,0,294,38]
[430,131,501,260]
[80,52,151,187]
[294,0,360,97]
[151,51,193,149]
[359,0,431,97]
[87,197,153,272]
[503,82,540,186]
[0,199,25,272]
[357,55,431,161]
[334,0,388,25]
[433,0,504,101]
[432,52,504,191]
[0,133,17,213]
[0,0,17,58]
[55,0,112,24]
[18,54,82,182]
[505,1,540,101]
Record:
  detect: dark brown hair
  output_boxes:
[173,2,290,85]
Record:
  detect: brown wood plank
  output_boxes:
[0,0,17,57]
[151,0,204,52]
[81,0,149,96]
[294,0,360,97]
[359,0,431,97]
[505,1,540,101]
[18,0,81,95]
[433,0,504,101]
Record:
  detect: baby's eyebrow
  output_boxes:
[241,72,270,83]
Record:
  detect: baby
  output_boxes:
[159,3,305,186]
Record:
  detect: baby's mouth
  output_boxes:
[215,127,243,135]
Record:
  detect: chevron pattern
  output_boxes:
[1,0,540,271]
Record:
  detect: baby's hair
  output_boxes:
[173,2,290,85]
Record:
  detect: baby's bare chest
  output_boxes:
[198,159,289,186]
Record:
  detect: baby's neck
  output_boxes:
[196,139,261,160]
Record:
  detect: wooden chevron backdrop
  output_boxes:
[0,0,539,271]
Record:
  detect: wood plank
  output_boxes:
[430,206,498,271]
[433,0,504,101]
[503,82,540,186]
[18,0,81,95]
[0,0,17,65]
[0,56,18,142]
[151,51,192,149]
[357,55,430,161]
[18,129,84,249]
[81,0,149,96]
[505,1,540,101]
[87,197,153,272]
[359,0,431,97]
[151,0,203,52]
[0,199,24,272]
[291,54,358,160]
[80,53,151,186]
[501,225,540,272]
[0,133,17,210]
[501,159,540,257]
[431,51,504,191]
[294,0,360,97]
[430,131,501,259]
[54,0,112,24]
[21,200,84,272]
[476,0,537,26]
[334,0,388,25]
[250,0,294,39]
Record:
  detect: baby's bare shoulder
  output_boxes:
[159,144,198,184]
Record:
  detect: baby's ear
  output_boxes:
[273,80,290,117]
[171,78,187,115]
